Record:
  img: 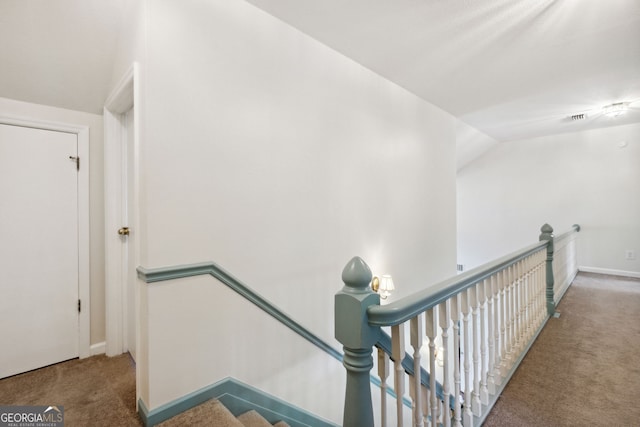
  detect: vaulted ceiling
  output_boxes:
[0,0,127,114]
[245,0,640,141]
[1,0,639,142]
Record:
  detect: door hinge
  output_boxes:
[69,156,80,171]
[78,299,81,313]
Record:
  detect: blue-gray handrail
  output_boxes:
[367,240,549,326]
[367,223,581,327]
[367,240,546,326]
[555,224,581,242]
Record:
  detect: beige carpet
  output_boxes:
[0,353,141,426]
[0,353,289,426]
[483,272,640,426]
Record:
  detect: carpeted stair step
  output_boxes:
[157,398,291,427]
[236,409,290,427]
[157,399,243,426]
[237,409,274,426]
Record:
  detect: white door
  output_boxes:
[0,124,79,378]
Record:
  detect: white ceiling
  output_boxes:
[0,0,127,115]
[0,0,638,141]
[245,0,640,141]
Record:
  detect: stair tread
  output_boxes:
[155,397,293,427]
[157,399,244,427]
[237,409,273,427]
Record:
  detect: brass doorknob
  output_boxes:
[118,227,130,236]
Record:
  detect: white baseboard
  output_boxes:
[578,266,640,279]
[90,341,106,356]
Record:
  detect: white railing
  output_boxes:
[552,225,580,305]
[335,223,580,427]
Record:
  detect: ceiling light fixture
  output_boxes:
[602,102,629,117]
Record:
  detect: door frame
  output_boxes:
[0,115,91,359]
[104,63,140,356]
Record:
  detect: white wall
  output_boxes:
[108,0,145,93]
[0,96,106,344]
[137,0,458,418]
[458,123,640,276]
[456,120,498,171]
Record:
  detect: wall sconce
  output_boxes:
[371,274,395,299]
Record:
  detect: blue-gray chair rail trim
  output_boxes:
[137,261,343,362]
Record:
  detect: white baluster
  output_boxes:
[533,255,539,329]
[507,265,516,369]
[410,376,419,427]
[537,252,545,325]
[439,300,452,427]
[532,254,539,327]
[421,384,429,427]
[540,251,549,324]
[410,316,424,427]
[519,260,527,349]
[461,290,473,426]
[392,324,406,427]
[378,347,389,427]
[479,279,489,406]
[425,308,438,427]
[493,272,503,387]
[538,253,544,321]
[500,268,510,377]
[451,295,463,427]
[515,261,523,355]
[487,275,497,394]
[469,285,481,416]
[520,258,528,343]
[533,254,541,327]
[525,255,533,341]
[513,264,521,356]
[515,264,521,339]
[522,257,531,343]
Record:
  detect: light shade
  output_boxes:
[602,102,629,117]
[379,275,395,298]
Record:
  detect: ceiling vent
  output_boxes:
[571,113,587,121]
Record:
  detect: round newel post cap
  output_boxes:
[539,223,554,241]
[541,223,554,234]
[342,256,373,291]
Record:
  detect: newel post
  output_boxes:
[539,223,555,316]
[335,256,380,427]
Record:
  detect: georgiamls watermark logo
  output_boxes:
[0,405,64,427]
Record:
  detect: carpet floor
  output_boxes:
[0,352,141,426]
[483,272,640,426]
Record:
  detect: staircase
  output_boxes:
[158,399,290,427]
